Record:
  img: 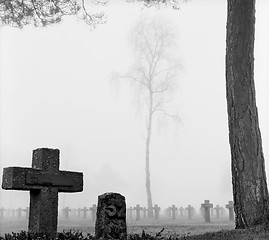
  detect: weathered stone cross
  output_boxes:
[1,148,83,238]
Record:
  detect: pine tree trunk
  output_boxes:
[226,0,269,228]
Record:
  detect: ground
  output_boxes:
[1,216,268,239]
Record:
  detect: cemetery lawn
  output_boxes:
[1,219,269,239]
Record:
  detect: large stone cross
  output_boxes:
[2,148,83,238]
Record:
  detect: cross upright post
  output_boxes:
[2,148,83,238]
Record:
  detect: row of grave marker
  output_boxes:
[1,148,235,239]
[0,201,234,222]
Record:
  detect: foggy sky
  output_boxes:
[0,0,268,212]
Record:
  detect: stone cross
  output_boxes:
[127,207,133,220]
[62,207,71,219]
[226,201,234,221]
[214,205,221,219]
[169,205,178,220]
[134,204,143,221]
[90,204,97,222]
[1,148,83,238]
[186,205,193,220]
[17,207,23,218]
[95,192,127,240]
[201,200,213,223]
[179,206,184,217]
[142,207,147,219]
[152,204,161,220]
[81,207,89,219]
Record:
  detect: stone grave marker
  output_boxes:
[214,205,221,219]
[95,192,127,240]
[81,207,89,219]
[142,207,147,219]
[127,207,133,220]
[169,205,178,220]
[1,148,83,238]
[179,206,184,217]
[90,204,97,222]
[201,200,213,223]
[153,204,161,220]
[226,201,234,221]
[134,204,143,221]
[17,207,23,219]
[186,205,193,220]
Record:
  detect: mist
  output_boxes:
[0,0,268,213]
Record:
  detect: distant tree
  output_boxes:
[113,16,181,217]
[226,0,269,228]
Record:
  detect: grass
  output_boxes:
[1,218,269,239]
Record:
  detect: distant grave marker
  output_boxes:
[95,192,127,240]
[62,207,71,219]
[127,207,133,220]
[90,204,97,222]
[153,204,161,220]
[81,207,89,219]
[214,205,221,219]
[179,206,184,217]
[186,205,194,220]
[226,201,234,221]
[169,205,178,220]
[134,204,143,221]
[142,207,147,218]
[201,200,213,223]
[1,148,83,238]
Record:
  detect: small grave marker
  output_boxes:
[134,204,143,221]
[153,204,161,220]
[0,207,5,218]
[81,207,89,219]
[186,205,194,220]
[90,204,97,222]
[142,207,147,218]
[127,207,133,220]
[169,205,178,220]
[226,201,234,221]
[179,206,184,217]
[95,192,127,240]
[214,205,221,219]
[1,148,83,238]
[62,207,71,219]
[201,200,213,223]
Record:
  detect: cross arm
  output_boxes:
[2,167,83,192]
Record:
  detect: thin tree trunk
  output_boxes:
[145,90,154,218]
[226,0,269,228]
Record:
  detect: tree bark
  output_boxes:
[226,0,269,228]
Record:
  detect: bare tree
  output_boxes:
[114,16,181,217]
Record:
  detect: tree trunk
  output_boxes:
[145,91,154,218]
[226,0,269,228]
